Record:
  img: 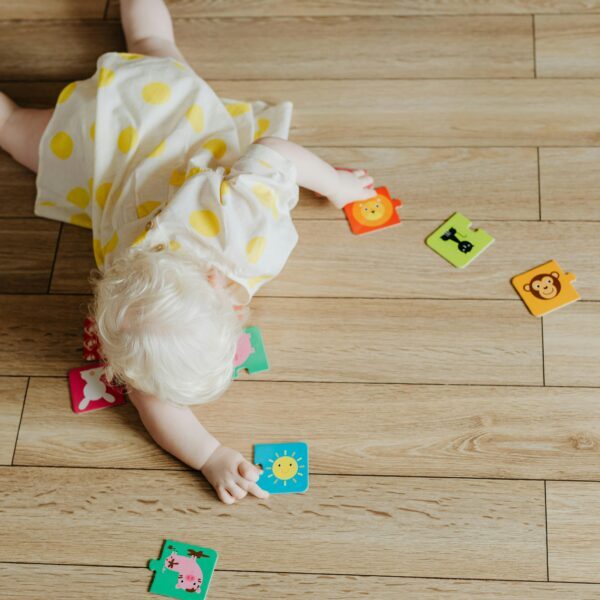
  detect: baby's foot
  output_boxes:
[201,444,269,505]
[0,92,17,139]
[327,168,376,209]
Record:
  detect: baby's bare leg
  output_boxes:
[0,92,53,173]
[120,0,186,62]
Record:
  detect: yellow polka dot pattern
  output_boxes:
[185,104,204,133]
[57,82,76,104]
[252,183,279,220]
[246,236,266,264]
[70,213,92,229]
[119,53,143,60]
[93,232,119,267]
[189,210,220,237]
[66,187,90,209]
[118,126,138,153]
[147,140,166,158]
[142,82,172,105]
[226,102,251,117]
[203,139,227,160]
[136,201,161,219]
[90,122,96,141]
[97,68,115,88]
[169,239,181,251]
[254,118,270,140]
[50,131,73,160]
[170,169,186,187]
[95,182,112,209]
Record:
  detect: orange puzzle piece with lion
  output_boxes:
[343,186,402,235]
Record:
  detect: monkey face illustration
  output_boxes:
[524,272,561,300]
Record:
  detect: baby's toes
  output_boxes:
[238,460,260,482]
[351,168,366,177]
[359,174,374,187]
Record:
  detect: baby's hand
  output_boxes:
[201,445,268,505]
[327,168,377,209]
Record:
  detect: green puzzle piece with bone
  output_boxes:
[426,212,494,268]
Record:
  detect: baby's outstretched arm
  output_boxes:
[256,136,377,208]
[128,386,268,505]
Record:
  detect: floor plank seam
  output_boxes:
[541,316,546,387]
[10,376,29,466]
[1,559,598,585]
[536,147,542,219]
[544,480,550,581]
[7,463,600,485]
[45,221,62,294]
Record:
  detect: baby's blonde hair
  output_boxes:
[91,249,244,406]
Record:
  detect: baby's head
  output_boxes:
[91,249,244,406]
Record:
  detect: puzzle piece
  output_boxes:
[426,212,494,268]
[343,186,402,235]
[512,259,580,317]
[83,315,102,361]
[254,442,309,495]
[233,326,269,378]
[68,362,126,414]
[148,539,218,600]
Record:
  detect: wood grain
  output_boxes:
[0,147,540,220]
[547,481,600,582]
[0,295,543,384]
[536,15,600,77]
[0,377,27,465]
[544,303,600,388]
[107,0,600,18]
[6,79,600,147]
[0,467,547,579]
[50,221,600,303]
[0,17,533,81]
[0,0,106,19]
[0,153,37,217]
[540,148,600,221]
[15,379,600,481]
[0,218,60,293]
[4,564,600,600]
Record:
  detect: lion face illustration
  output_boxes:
[350,194,394,228]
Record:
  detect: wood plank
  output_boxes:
[544,303,600,388]
[0,377,27,465]
[15,379,600,481]
[0,467,547,579]
[0,153,37,217]
[0,0,105,19]
[50,221,600,302]
[6,79,600,147]
[4,564,600,600]
[0,21,122,81]
[0,147,539,220]
[0,17,533,81]
[107,0,600,18]
[547,481,600,583]
[0,218,60,293]
[536,15,600,78]
[0,296,543,384]
[540,148,600,221]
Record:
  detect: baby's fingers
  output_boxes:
[238,459,261,482]
[216,486,236,505]
[226,483,248,501]
[246,481,269,500]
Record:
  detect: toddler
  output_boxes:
[0,0,376,504]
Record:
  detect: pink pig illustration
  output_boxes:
[164,549,207,594]
[233,332,254,367]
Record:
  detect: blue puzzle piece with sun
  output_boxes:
[254,442,309,495]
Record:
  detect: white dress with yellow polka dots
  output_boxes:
[35,52,299,304]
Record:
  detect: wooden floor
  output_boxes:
[3,0,600,597]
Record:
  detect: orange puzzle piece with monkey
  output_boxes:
[343,186,402,235]
[512,259,580,317]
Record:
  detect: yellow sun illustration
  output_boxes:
[266,450,306,486]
